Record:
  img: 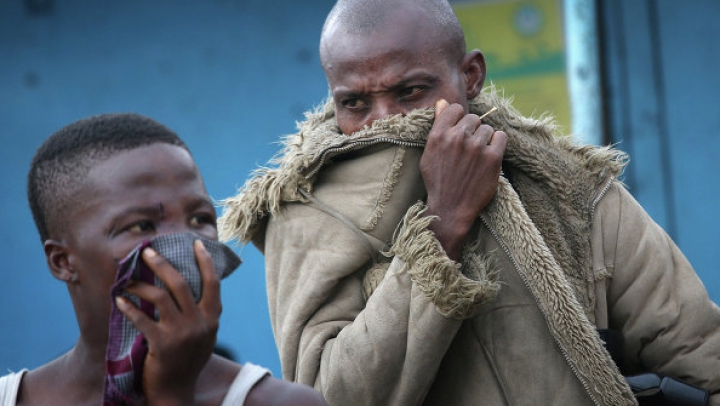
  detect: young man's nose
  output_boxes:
[157,223,195,236]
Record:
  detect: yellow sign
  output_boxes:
[454,0,570,133]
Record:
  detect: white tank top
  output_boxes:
[0,369,26,406]
[222,363,271,405]
[0,364,269,406]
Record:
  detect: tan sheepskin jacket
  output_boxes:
[219,90,720,406]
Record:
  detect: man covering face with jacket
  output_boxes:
[219,1,720,405]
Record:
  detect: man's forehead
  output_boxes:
[323,29,439,73]
[83,145,200,195]
[76,151,207,219]
[91,144,193,172]
[323,34,450,96]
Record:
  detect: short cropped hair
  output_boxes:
[321,0,466,63]
[27,113,189,242]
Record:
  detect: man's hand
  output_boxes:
[116,239,221,405]
[420,99,507,260]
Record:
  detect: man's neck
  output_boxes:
[69,338,108,378]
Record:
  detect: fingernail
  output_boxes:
[143,248,157,258]
[115,296,128,310]
[435,99,448,115]
[194,239,206,251]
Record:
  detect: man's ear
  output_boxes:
[44,239,77,283]
[461,49,486,99]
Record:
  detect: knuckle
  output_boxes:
[197,250,213,265]
[469,140,487,152]
[201,259,219,275]
[121,306,139,323]
[207,319,220,334]
[487,148,504,162]
[204,276,220,290]
[446,126,465,139]
[478,123,494,134]
[166,277,190,293]
[146,253,169,267]
[444,103,463,115]
[192,321,218,343]
[148,288,169,304]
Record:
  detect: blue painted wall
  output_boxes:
[1,0,333,375]
[600,0,720,301]
[2,0,719,380]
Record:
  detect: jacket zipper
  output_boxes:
[301,137,426,179]
[589,175,615,221]
[479,214,603,406]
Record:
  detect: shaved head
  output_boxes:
[28,114,188,242]
[319,0,486,135]
[320,0,466,67]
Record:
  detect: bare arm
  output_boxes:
[247,375,327,406]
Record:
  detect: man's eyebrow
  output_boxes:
[107,204,165,235]
[393,73,440,87]
[332,89,362,99]
[333,73,440,99]
[113,204,164,220]
[185,196,216,215]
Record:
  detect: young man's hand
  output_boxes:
[116,239,221,405]
[420,99,507,260]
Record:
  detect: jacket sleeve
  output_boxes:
[260,200,496,406]
[594,182,720,404]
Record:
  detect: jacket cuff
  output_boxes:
[389,202,500,319]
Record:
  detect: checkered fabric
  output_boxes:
[103,233,241,406]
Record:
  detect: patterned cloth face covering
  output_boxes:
[102,232,242,406]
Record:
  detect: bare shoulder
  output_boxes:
[245,375,327,406]
[16,355,93,406]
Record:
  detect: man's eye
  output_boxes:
[342,98,368,109]
[400,86,424,98]
[190,214,216,228]
[127,221,155,233]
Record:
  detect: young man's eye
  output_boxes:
[126,221,155,233]
[190,214,216,228]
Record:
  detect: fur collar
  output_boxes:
[218,87,626,246]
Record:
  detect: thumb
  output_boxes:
[435,99,449,118]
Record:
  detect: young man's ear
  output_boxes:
[44,240,77,283]
[462,49,486,99]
